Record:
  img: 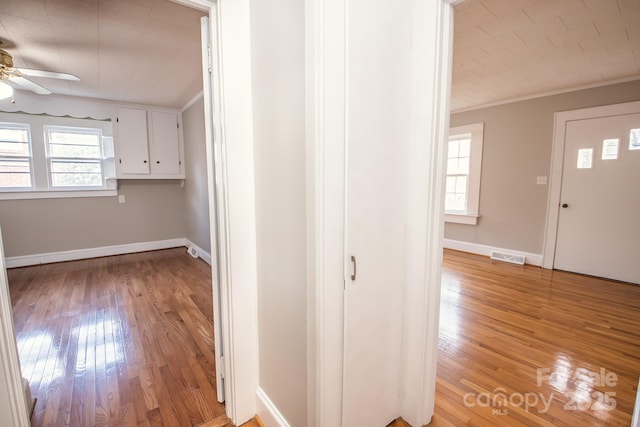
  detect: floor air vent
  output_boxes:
[490,251,525,265]
[188,246,199,258]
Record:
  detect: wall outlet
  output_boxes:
[536,176,547,185]
[118,195,126,204]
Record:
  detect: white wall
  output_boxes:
[182,95,211,254]
[250,0,307,425]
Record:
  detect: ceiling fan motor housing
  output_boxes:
[0,49,13,69]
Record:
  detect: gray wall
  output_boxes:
[447,79,640,254]
[182,96,211,253]
[250,0,307,425]
[0,180,185,257]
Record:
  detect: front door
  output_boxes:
[554,110,640,284]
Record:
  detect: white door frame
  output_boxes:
[305,1,456,426]
[542,100,640,269]
[0,227,30,426]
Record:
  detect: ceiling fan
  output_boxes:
[0,45,79,100]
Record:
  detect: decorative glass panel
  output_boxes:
[630,128,640,151]
[577,148,593,169]
[601,139,619,160]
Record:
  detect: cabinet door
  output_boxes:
[150,111,181,175]
[117,108,150,174]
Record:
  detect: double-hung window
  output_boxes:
[0,123,33,189]
[0,112,115,199]
[445,122,484,225]
[45,126,105,188]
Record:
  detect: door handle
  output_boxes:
[562,203,569,208]
[350,255,356,281]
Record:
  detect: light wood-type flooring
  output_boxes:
[8,248,640,426]
[432,250,640,427]
[9,248,225,427]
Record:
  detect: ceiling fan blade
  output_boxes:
[14,67,80,81]
[8,76,52,95]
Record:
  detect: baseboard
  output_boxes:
[256,387,291,427]
[443,238,543,267]
[5,238,187,268]
[184,239,213,265]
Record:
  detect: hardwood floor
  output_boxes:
[432,249,640,427]
[9,248,225,427]
[8,248,640,426]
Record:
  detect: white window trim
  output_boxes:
[445,122,484,225]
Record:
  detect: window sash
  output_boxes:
[445,123,484,222]
[45,126,106,189]
[0,123,33,189]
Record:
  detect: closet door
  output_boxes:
[341,1,412,425]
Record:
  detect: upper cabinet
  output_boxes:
[115,108,185,179]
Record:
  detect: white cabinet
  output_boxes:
[115,108,184,179]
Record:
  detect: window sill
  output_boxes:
[0,189,118,200]
[445,212,479,225]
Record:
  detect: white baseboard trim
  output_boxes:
[443,238,543,267]
[6,238,187,268]
[256,387,291,427]
[184,239,212,265]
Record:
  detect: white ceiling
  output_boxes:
[452,0,640,111]
[0,0,206,109]
[1,0,638,112]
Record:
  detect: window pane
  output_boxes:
[445,193,455,212]
[50,144,101,158]
[448,139,459,159]
[630,128,640,151]
[0,159,31,188]
[0,141,30,157]
[0,127,29,143]
[51,173,102,187]
[454,194,466,211]
[50,161,101,173]
[458,139,471,157]
[458,157,470,175]
[455,176,467,193]
[49,131,99,146]
[447,158,458,174]
[577,148,593,169]
[446,176,456,192]
[601,139,619,160]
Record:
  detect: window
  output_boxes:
[601,139,619,160]
[445,123,484,225]
[45,126,104,188]
[0,123,33,189]
[577,148,593,169]
[0,112,115,200]
[630,128,640,151]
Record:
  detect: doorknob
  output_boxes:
[350,255,356,281]
[562,203,569,208]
